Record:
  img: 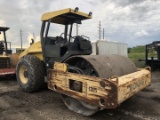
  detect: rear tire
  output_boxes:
[16,55,45,92]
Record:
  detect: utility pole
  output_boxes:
[103,28,104,39]
[20,29,23,52]
[98,21,101,40]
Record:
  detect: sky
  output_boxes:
[0,0,160,48]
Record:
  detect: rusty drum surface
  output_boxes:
[65,54,137,78]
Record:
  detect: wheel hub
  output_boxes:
[24,71,28,78]
[19,65,28,84]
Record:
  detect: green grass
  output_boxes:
[128,46,159,68]
[128,53,145,62]
[129,46,145,53]
[128,52,145,68]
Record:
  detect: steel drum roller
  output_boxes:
[61,54,137,116]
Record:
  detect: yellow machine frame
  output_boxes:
[48,62,151,109]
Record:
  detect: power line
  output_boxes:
[98,21,101,40]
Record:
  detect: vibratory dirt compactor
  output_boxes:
[0,27,19,77]
[16,8,151,116]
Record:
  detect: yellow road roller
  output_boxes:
[0,27,19,77]
[16,8,151,116]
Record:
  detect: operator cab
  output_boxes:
[41,8,92,68]
[0,27,12,55]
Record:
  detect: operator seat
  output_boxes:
[74,36,91,50]
[46,37,56,45]
[44,36,68,58]
[55,36,67,46]
[55,36,68,56]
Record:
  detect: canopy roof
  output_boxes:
[0,27,9,32]
[41,8,92,25]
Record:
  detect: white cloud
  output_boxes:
[107,3,115,10]
[27,32,34,44]
[27,32,40,44]
[135,30,149,37]
[0,19,5,26]
[0,0,160,47]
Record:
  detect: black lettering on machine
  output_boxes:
[89,86,97,93]
[129,80,145,91]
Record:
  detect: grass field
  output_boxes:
[128,46,146,67]
[128,52,145,67]
[128,46,157,67]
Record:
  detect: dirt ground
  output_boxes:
[0,72,160,120]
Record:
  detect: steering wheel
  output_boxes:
[60,33,65,37]
[60,33,75,42]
